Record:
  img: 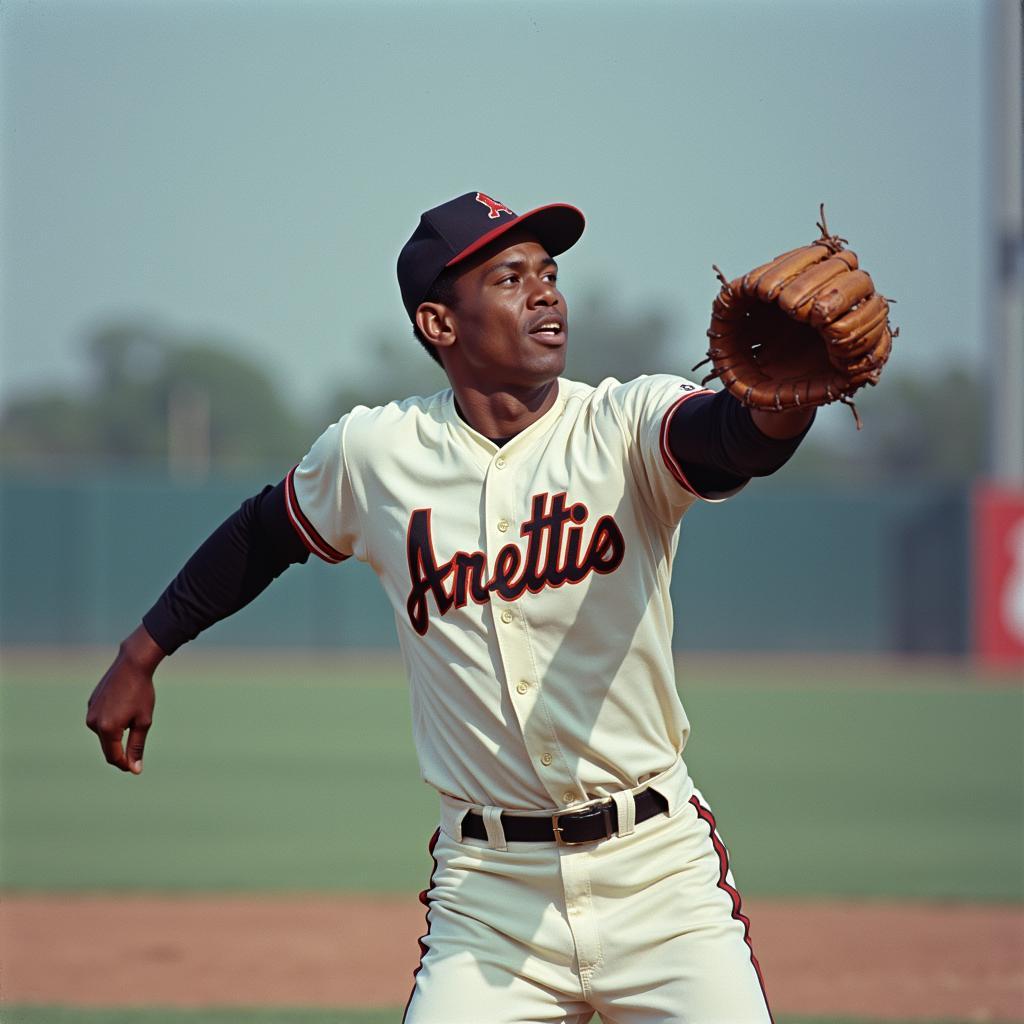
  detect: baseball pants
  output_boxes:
[403,763,772,1024]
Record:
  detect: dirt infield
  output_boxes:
[2,894,1022,1021]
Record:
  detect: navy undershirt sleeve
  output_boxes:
[667,390,813,498]
[142,478,309,655]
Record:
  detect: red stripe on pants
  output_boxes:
[402,828,441,1023]
[689,795,773,1023]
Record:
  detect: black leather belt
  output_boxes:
[461,788,669,846]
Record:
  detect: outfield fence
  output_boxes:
[0,469,969,653]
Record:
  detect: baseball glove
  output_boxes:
[697,207,896,428]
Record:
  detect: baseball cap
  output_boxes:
[397,191,585,321]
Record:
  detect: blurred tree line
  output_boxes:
[1,323,311,475]
[1,298,985,484]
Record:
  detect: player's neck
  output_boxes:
[451,380,559,442]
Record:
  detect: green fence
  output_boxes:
[0,469,969,653]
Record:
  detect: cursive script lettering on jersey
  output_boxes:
[406,491,626,635]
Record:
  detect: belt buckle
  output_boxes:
[552,800,615,846]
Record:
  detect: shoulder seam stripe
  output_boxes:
[284,466,347,564]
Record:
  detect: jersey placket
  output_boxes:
[483,443,583,811]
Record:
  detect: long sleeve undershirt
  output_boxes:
[143,480,309,655]
[142,391,811,655]
[667,389,813,498]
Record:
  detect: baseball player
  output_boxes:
[87,191,886,1022]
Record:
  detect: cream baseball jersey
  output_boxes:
[285,374,736,811]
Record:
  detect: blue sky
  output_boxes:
[1,0,990,416]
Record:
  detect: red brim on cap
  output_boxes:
[445,203,585,268]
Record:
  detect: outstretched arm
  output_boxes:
[86,478,309,773]
[668,390,814,498]
[749,406,814,440]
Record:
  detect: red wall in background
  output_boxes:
[973,484,1024,666]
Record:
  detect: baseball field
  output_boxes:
[1,649,1021,1024]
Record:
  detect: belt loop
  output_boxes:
[612,789,636,837]
[482,805,508,851]
[439,795,468,843]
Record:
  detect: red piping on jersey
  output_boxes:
[658,388,716,498]
[402,828,442,1022]
[284,466,348,564]
[689,795,774,1022]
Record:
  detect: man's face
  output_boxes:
[441,231,569,389]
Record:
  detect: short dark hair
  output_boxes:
[412,266,461,367]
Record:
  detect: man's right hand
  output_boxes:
[86,624,165,775]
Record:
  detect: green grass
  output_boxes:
[0,653,438,892]
[1,652,1021,900]
[0,1010,986,1024]
[679,677,1024,900]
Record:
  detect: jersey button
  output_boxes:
[540,752,553,766]
[516,681,529,695]
[500,609,514,624]
[495,456,506,469]
[497,519,510,533]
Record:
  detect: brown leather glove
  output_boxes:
[699,207,896,428]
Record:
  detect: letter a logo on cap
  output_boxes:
[475,193,514,219]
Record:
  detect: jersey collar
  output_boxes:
[444,380,567,456]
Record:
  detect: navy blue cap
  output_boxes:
[397,191,585,321]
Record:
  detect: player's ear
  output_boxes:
[415,303,457,351]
